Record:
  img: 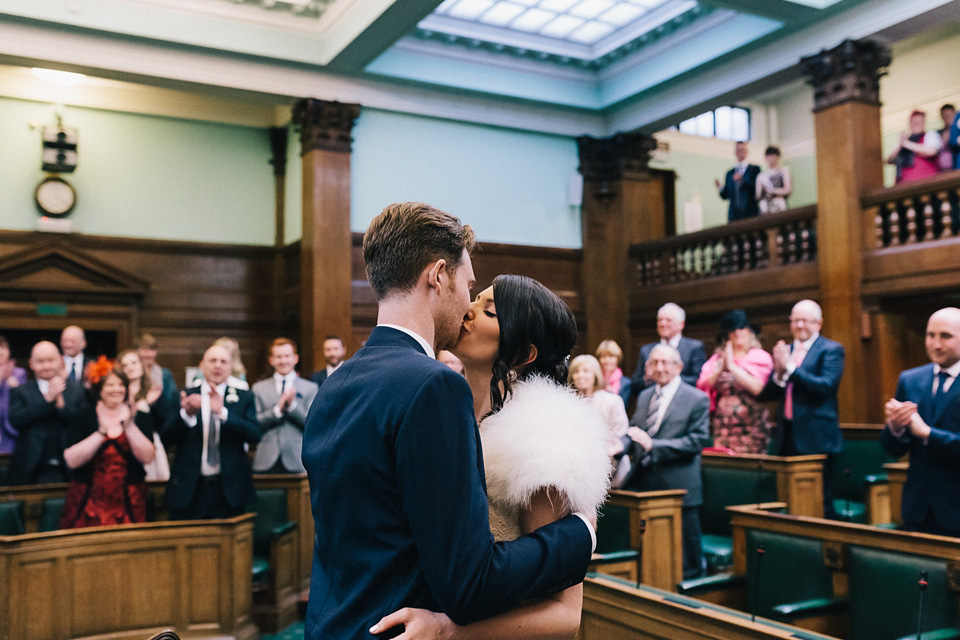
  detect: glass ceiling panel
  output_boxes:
[430,0,676,47]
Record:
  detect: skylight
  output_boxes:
[431,0,676,45]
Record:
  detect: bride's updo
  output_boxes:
[489,274,577,412]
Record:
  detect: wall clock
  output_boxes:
[35,176,77,217]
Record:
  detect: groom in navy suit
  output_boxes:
[302,202,594,639]
[881,307,960,537]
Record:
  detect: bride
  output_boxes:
[372,274,612,639]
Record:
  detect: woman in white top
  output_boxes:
[569,354,631,488]
[756,145,792,214]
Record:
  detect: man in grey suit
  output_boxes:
[624,344,710,579]
[252,338,319,474]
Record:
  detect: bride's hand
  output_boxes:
[369,607,458,639]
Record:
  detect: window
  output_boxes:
[677,106,750,141]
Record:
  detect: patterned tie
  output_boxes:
[206,389,220,468]
[646,388,662,437]
[784,345,807,420]
[933,371,951,419]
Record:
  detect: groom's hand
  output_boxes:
[370,608,456,639]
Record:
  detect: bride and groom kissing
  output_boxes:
[302,202,612,639]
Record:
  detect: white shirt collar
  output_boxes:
[661,334,682,349]
[934,359,960,379]
[794,332,819,352]
[656,374,682,404]
[200,379,228,396]
[273,371,297,387]
[326,362,343,375]
[37,378,50,394]
[379,324,435,359]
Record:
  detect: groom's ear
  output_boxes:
[425,259,446,292]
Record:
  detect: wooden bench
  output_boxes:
[578,572,839,640]
[0,515,258,640]
[884,461,909,528]
[0,473,313,633]
[590,489,685,591]
[729,504,960,640]
[835,424,901,525]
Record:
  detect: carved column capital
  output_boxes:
[577,133,657,200]
[292,98,361,153]
[801,39,891,112]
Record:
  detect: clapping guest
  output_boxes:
[0,336,27,455]
[118,349,170,481]
[570,354,631,487]
[596,339,631,408]
[937,104,956,171]
[60,361,155,528]
[696,310,773,454]
[888,110,942,184]
[60,325,92,387]
[136,333,179,415]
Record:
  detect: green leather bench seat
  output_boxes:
[39,496,65,532]
[593,503,640,571]
[700,465,777,571]
[847,546,960,640]
[0,500,25,535]
[745,528,842,623]
[831,438,898,524]
[251,488,296,588]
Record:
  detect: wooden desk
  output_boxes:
[703,452,826,518]
[883,461,909,527]
[0,515,258,640]
[579,573,838,640]
[591,489,685,591]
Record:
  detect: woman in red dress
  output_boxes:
[60,360,156,529]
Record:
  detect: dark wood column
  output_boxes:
[801,39,890,422]
[291,99,360,373]
[269,127,288,337]
[578,133,666,364]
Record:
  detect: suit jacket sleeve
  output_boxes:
[254,387,283,428]
[650,390,710,465]
[9,387,57,430]
[789,342,844,400]
[395,369,592,625]
[719,170,732,200]
[682,341,707,388]
[880,374,912,457]
[284,382,317,429]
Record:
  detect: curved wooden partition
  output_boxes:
[0,515,258,640]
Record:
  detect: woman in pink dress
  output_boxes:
[697,310,774,454]
[888,110,942,184]
[595,339,631,408]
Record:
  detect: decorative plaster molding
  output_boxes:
[801,38,891,111]
[291,98,360,153]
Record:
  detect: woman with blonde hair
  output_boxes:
[569,354,631,488]
[595,339,631,408]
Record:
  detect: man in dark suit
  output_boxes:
[881,307,960,536]
[9,341,86,485]
[715,140,761,221]
[624,344,710,579]
[60,325,92,387]
[252,338,318,474]
[162,343,260,519]
[632,302,706,394]
[765,299,845,517]
[308,335,345,388]
[302,202,594,639]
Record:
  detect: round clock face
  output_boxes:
[35,176,76,217]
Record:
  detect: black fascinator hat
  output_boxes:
[717,309,761,344]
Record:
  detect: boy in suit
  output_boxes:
[302,202,595,639]
[252,338,318,474]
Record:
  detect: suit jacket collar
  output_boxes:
[794,334,824,370]
[926,362,960,424]
[368,325,433,357]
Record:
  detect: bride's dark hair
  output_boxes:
[489,274,578,413]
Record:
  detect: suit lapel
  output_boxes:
[795,335,823,372]
[932,367,960,425]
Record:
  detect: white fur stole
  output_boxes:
[480,376,611,516]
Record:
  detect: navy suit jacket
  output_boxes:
[301,327,592,639]
[309,369,329,388]
[161,385,261,510]
[8,380,86,485]
[632,337,707,393]
[880,364,960,530]
[763,335,845,455]
[624,382,710,507]
[719,164,761,221]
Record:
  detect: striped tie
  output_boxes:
[646,388,662,437]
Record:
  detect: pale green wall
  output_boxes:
[284,122,302,244]
[350,109,582,248]
[0,96,275,245]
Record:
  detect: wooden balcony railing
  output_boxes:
[628,206,817,287]
[863,171,960,248]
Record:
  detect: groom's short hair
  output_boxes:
[363,202,476,301]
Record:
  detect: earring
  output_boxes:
[506,369,518,383]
